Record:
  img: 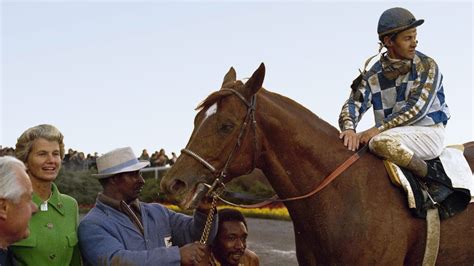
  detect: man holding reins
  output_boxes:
[78,147,217,265]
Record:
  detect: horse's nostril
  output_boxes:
[169,179,187,194]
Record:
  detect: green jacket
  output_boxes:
[10,183,81,266]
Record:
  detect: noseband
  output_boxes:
[181,88,258,195]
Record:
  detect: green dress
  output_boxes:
[10,183,81,266]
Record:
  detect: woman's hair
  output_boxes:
[15,124,65,163]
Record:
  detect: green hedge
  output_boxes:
[55,169,102,205]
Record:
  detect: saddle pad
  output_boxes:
[384,160,417,208]
[385,145,474,206]
[439,145,474,202]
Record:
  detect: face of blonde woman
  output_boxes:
[26,138,62,182]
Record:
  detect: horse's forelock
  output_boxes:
[195,82,244,111]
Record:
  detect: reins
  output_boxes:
[218,145,369,208]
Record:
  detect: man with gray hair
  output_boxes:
[0,156,37,265]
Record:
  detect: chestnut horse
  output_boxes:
[161,63,474,265]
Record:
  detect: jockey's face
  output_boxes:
[385,27,418,60]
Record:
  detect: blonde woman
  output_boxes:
[11,124,81,266]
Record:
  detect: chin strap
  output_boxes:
[351,42,385,92]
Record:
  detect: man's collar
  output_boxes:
[97,193,140,213]
[380,52,412,80]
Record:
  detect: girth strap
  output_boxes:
[422,208,440,266]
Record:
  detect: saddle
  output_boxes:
[384,146,473,220]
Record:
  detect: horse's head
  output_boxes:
[161,63,265,209]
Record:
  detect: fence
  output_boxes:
[140,166,171,180]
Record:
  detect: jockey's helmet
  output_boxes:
[377,7,424,39]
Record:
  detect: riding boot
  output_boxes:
[422,161,454,209]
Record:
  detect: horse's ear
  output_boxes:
[244,63,265,96]
[221,67,237,88]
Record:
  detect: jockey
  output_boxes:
[338,7,452,205]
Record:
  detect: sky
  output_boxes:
[1,0,473,157]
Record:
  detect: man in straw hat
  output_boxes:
[338,7,465,213]
[78,147,217,265]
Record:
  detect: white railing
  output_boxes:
[140,166,171,179]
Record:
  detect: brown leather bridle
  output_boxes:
[181,88,258,195]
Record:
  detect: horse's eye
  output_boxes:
[219,123,234,133]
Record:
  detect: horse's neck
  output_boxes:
[253,92,403,262]
[256,92,354,199]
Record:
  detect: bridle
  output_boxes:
[181,88,258,245]
[181,88,258,196]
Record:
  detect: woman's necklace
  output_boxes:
[40,192,52,211]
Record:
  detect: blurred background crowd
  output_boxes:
[0,146,178,171]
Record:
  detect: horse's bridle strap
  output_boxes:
[181,149,217,174]
[181,88,258,196]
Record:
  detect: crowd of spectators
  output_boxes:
[0,146,177,171]
[63,148,98,171]
[139,148,178,167]
[0,146,15,157]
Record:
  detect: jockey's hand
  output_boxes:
[358,127,380,145]
[180,242,207,265]
[339,129,359,151]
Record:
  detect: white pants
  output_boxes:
[368,124,445,167]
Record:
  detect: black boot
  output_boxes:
[422,160,454,208]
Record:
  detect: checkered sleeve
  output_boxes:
[338,78,372,131]
[377,57,439,132]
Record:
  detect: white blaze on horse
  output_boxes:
[160,63,474,265]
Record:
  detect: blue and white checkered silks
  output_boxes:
[339,51,450,133]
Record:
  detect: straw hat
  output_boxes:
[93,147,150,179]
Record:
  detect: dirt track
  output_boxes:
[246,218,297,265]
